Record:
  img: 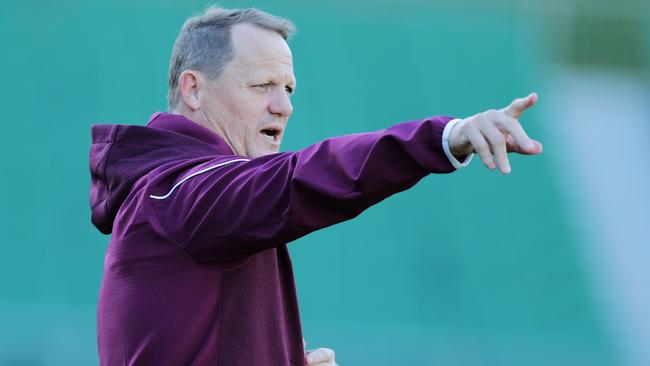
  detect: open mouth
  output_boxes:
[260,127,282,143]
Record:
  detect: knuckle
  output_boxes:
[473,140,489,153]
[325,348,335,359]
[491,134,505,145]
[471,112,485,122]
[484,109,497,118]
[501,116,515,126]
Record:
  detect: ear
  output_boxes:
[179,70,202,111]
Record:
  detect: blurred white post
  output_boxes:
[543,66,650,366]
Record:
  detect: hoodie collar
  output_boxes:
[89,112,238,235]
[147,112,235,156]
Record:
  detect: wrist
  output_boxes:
[442,118,473,169]
[448,119,472,156]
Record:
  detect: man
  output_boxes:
[89,6,542,366]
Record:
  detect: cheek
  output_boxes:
[238,97,269,129]
[207,93,251,127]
[228,91,264,120]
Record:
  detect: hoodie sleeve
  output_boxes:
[148,117,457,264]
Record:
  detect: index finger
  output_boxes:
[504,92,538,119]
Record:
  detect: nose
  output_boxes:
[268,89,293,118]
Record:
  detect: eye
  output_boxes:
[254,83,272,91]
[285,86,294,95]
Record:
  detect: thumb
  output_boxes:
[504,92,538,118]
[506,134,543,154]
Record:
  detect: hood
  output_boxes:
[89,112,234,235]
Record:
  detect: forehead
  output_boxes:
[229,23,294,75]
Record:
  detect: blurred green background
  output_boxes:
[1,0,649,365]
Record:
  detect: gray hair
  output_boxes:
[167,6,296,110]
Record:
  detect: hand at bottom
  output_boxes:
[304,339,338,366]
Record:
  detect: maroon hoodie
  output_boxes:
[89,112,457,365]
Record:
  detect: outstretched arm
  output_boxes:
[148,117,456,264]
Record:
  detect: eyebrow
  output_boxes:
[263,76,297,89]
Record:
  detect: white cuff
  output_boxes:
[442,118,473,169]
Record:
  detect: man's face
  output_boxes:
[200,23,296,157]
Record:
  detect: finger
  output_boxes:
[504,92,537,119]
[306,349,335,365]
[479,122,510,174]
[506,135,544,155]
[493,114,535,152]
[466,125,495,170]
[306,348,336,365]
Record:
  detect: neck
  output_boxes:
[171,106,240,155]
